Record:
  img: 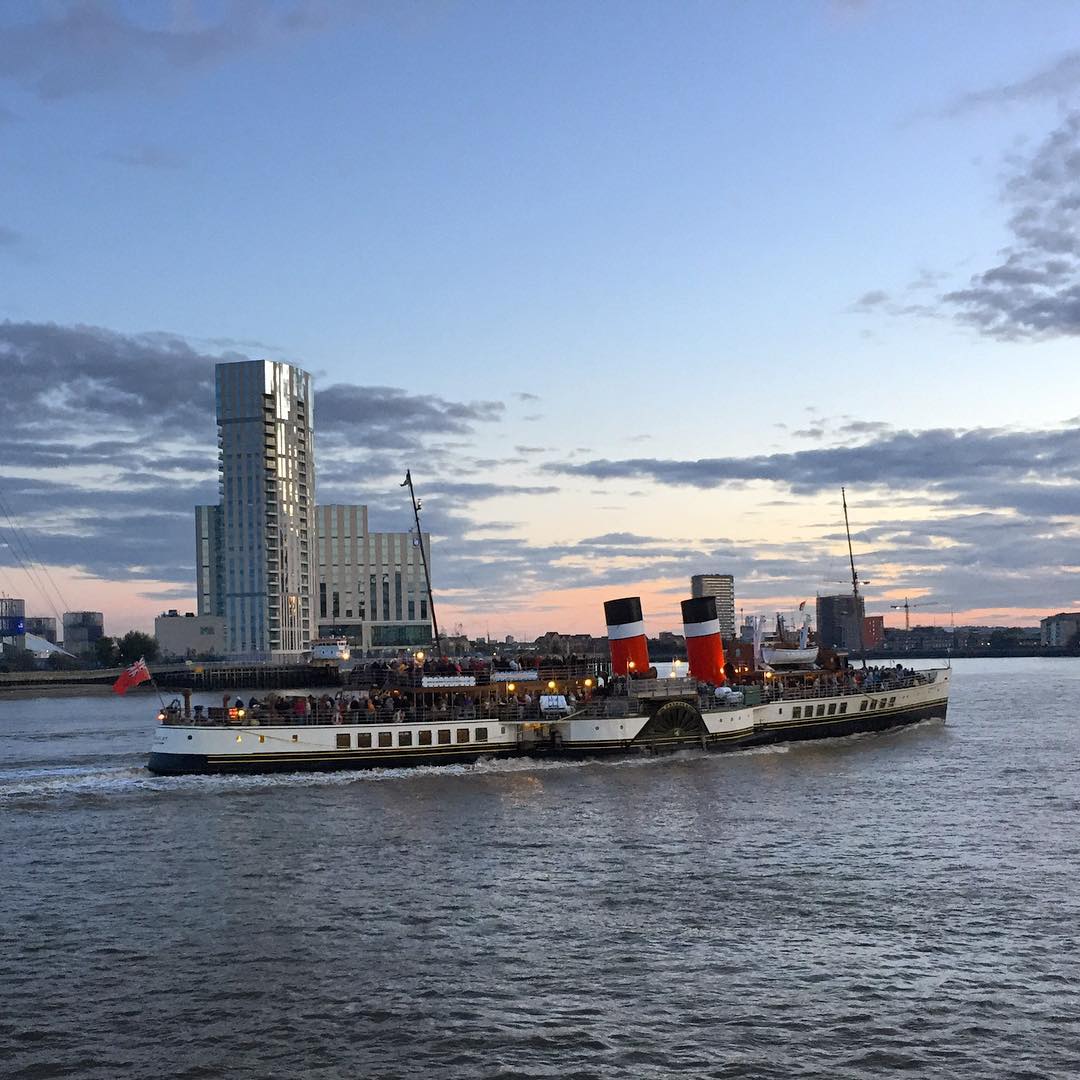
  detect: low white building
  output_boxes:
[155,610,227,660]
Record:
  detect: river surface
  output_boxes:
[2,658,1078,1079]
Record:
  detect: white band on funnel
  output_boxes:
[683,619,721,639]
[607,620,646,640]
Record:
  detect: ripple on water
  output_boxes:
[2,661,1080,1079]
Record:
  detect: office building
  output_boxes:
[155,610,227,660]
[1041,612,1080,648]
[63,611,105,658]
[315,504,433,652]
[1,597,26,652]
[863,615,885,649]
[815,594,866,651]
[690,574,736,637]
[24,616,57,644]
[210,360,316,660]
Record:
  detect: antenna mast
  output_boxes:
[401,470,442,657]
[841,486,867,669]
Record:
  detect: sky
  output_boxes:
[2,0,1080,639]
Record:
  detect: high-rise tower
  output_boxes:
[690,574,736,638]
[210,360,315,659]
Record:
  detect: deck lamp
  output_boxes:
[507,682,516,693]
[547,680,557,690]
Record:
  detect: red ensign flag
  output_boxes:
[113,658,151,695]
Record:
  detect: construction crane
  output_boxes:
[890,597,938,631]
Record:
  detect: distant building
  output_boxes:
[1040,612,1080,648]
[24,616,57,644]
[154,610,227,660]
[816,594,865,651]
[63,611,104,658]
[881,625,952,654]
[863,615,885,649]
[1,598,26,652]
[315,504,433,653]
[691,574,736,637]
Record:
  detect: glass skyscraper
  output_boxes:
[199,360,315,659]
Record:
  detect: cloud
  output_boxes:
[0,321,511,591]
[939,50,1080,118]
[0,0,353,101]
[103,144,186,169]
[2,319,1076,627]
[544,424,1080,511]
[316,384,503,452]
[850,289,889,311]
[942,111,1080,338]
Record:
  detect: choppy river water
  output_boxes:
[2,658,1079,1079]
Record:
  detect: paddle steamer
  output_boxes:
[147,602,949,775]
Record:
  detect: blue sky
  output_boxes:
[2,1,1080,636]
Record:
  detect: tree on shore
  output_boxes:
[94,637,119,667]
[117,631,159,665]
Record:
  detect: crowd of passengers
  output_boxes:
[213,687,594,725]
[761,663,930,701]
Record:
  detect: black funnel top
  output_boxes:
[681,595,718,625]
[604,596,643,626]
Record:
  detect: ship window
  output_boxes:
[457,728,470,744]
[816,704,826,717]
[839,703,848,714]
[292,733,298,742]
[792,706,801,719]
[398,730,413,747]
[869,699,877,710]
[259,734,266,743]
[860,700,868,712]
[475,727,488,742]
[378,731,392,748]
[889,696,896,707]
[418,730,432,746]
[500,727,506,735]
[827,704,836,716]
[336,733,350,749]
[357,732,372,748]
[438,729,451,745]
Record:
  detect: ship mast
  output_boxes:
[401,470,442,657]
[841,486,867,670]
